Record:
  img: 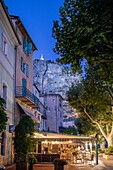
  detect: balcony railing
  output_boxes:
[16,86,44,109]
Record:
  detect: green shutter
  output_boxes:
[23,36,27,53]
[22,78,27,96]
[27,43,32,55]
[21,57,24,71]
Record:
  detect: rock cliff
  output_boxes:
[33,59,81,117]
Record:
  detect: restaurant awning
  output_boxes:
[33,132,96,142]
[17,101,40,123]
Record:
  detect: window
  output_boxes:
[27,43,32,54]
[21,57,29,77]
[23,36,27,53]
[2,34,8,56]
[21,57,24,71]
[23,36,32,55]
[2,83,8,108]
[23,64,29,77]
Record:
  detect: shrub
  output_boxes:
[53,158,67,166]
[105,146,113,155]
[28,155,37,164]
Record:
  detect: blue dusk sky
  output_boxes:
[4,0,64,61]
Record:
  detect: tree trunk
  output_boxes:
[107,134,113,147]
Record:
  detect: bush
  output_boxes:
[28,155,37,164]
[53,158,67,166]
[105,146,113,155]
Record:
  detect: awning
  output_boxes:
[17,102,40,123]
[32,132,96,142]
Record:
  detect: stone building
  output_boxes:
[44,94,63,133]
[0,0,20,165]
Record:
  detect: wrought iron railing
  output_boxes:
[16,86,44,108]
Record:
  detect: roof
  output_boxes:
[33,132,96,142]
[0,0,21,45]
[10,15,37,51]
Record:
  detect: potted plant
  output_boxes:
[53,158,67,170]
[28,154,37,170]
[14,115,35,170]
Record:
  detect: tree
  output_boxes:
[67,66,113,146]
[0,97,8,132]
[75,117,98,136]
[52,0,113,72]
[63,126,77,135]
[14,115,35,161]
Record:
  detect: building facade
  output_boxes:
[45,94,63,133]
[0,0,20,165]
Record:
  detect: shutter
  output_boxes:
[23,36,27,53]
[27,43,32,55]
[21,57,24,71]
[26,64,29,77]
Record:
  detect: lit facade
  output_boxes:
[0,0,20,165]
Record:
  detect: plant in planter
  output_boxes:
[28,154,37,170]
[14,115,35,170]
[53,158,67,170]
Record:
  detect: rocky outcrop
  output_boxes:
[33,59,81,117]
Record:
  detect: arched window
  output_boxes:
[1,132,6,156]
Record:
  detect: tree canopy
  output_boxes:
[63,126,77,135]
[0,97,8,133]
[52,0,113,72]
[67,66,113,146]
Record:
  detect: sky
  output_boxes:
[4,0,64,61]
